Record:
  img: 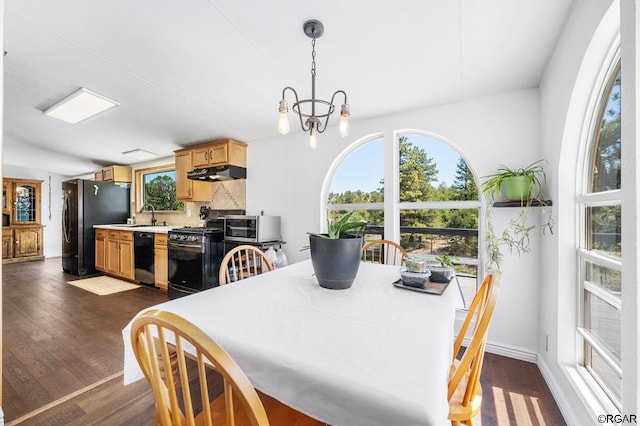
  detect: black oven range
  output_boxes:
[167,209,244,300]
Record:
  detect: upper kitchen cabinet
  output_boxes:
[174,150,211,202]
[192,139,247,168]
[174,139,246,202]
[4,178,42,225]
[94,165,132,182]
[2,178,44,263]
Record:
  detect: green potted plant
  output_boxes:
[481,159,546,202]
[308,211,367,290]
[428,254,458,283]
[481,159,552,269]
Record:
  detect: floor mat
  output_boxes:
[68,275,140,295]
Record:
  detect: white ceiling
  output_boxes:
[3,0,573,176]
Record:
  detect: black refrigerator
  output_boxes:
[62,179,130,275]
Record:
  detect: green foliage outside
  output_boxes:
[144,175,184,211]
[328,136,479,262]
[590,71,621,259]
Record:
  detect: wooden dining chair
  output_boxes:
[219,245,274,285]
[448,270,502,426]
[361,239,407,266]
[131,309,324,426]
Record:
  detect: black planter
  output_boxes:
[429,266,455,283]
[309,234,363,290]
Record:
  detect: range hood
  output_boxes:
[187,165,246,181]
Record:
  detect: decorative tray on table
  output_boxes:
[392,278,451,295]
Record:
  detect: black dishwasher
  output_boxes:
[134,232,155,285]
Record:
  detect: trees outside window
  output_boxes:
[326,132,480,298]
[135,166,184,212]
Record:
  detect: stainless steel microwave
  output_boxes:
[224,215,281,243]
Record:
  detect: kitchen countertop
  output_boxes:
[94,224,176,233]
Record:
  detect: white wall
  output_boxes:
[539,0,620,424]
[247,88,543,357]
[3,164,69,258]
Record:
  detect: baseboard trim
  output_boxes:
[461,338,538,363]
[537,357,581,426]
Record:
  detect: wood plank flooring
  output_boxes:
[3,257,566,425]
[2,257,167,422]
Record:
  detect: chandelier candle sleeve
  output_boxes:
[278,19,350,148]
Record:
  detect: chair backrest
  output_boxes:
[219,245,274,285]
[131,309,269,426]
[448,270,501,406]
[362,239,407,266]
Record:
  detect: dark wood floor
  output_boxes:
[3,257,566,425]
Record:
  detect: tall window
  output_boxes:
[135,165,184,212]
[327,137,384,239]
[326,133,481,300]
[576,60,621,408]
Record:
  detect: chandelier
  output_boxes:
[278,19,349,149]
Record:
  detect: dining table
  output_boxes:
[122,259,462,426]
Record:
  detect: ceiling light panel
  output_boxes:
[122,149,157,160]
[43,88,119,124]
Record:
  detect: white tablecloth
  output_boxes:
[123,260,459,426]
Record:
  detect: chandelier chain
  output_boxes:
[311,35,317,78]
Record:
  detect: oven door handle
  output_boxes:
[168,242,203,250]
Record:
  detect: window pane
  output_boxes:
[586,205,621,260]
[586,344,621,404]
[328,209,383,241]
[399,134,478,202]
[399,209,479,258]
[585,261,621,296]
[590,70,621,193]
[585,292,621,362]
[143,170,184,211]
[329,138,384,203]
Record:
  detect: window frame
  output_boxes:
[135,164,184,213]
[575,56,622,410]
[322,130,483,299]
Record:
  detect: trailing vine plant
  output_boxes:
[482,160,553,269]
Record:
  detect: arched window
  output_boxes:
[326,136,384,236]
[325,132,481,301]
[576,58,621,408]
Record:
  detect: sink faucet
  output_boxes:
[139,203,157,226]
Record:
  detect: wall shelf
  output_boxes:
[493,200,552,208]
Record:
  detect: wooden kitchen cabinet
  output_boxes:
[94,165,132,182]
[192,139,247,168]
[174,149,211,202]
[95,229,107,271]
[2,177,44,263]
[104,230,134,280]
[154,234,168,290]
[13,227,43,258]
[2,228,13,260]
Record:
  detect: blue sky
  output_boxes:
[330,135,463,194]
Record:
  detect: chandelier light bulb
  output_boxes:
[278,99,290,135]
[339,115,349,138]
[309,127,318,149]
[278,111,290,135]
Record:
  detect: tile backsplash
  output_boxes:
[134,179,246,226]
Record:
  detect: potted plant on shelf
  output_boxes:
[481,159,552,269]
[308,211,366,290]
[428,254,458,283]
[481,159,547,203]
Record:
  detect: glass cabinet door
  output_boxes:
[14,184,37,223]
